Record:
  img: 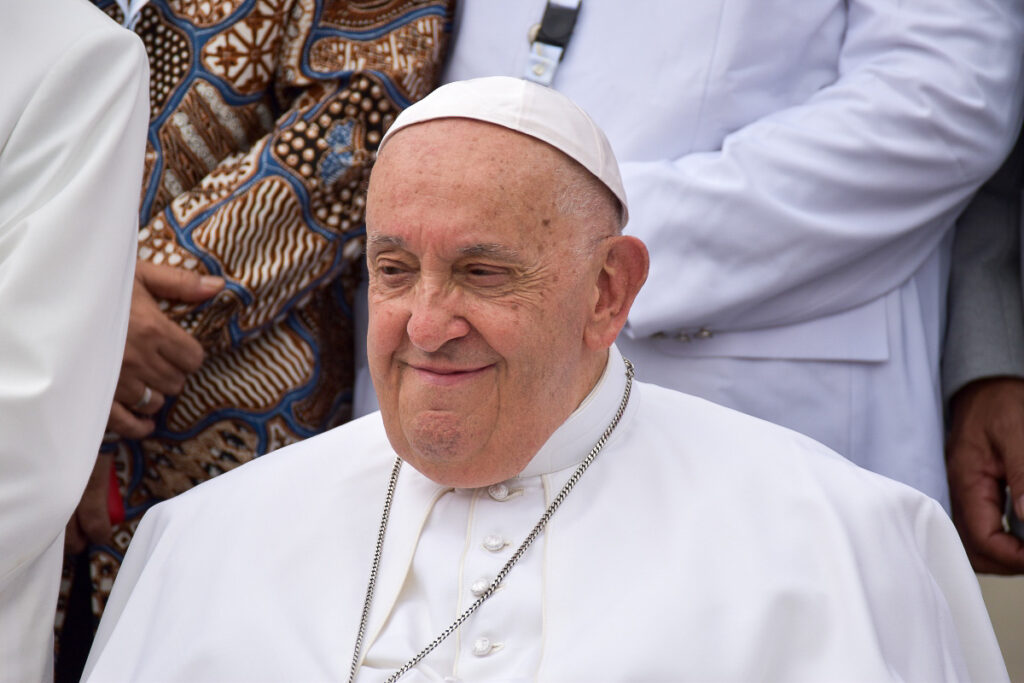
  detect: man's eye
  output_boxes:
[464,265,511,285]
[374,260,414,281]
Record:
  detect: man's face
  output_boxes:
[365,120,607,487]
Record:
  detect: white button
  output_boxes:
[472,637,493,656]
[487,483,510,501]
[470,578,490,596]
[696,327,713,339]
[532,63,546,76]
[482,534,507,552]
[675,332,691,342]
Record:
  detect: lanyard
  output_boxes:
[522,0,582,86]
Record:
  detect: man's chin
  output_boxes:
[404,410,466,462]
[395,410,505,487]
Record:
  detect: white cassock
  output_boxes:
[356,0,1024,508]
[85,347,1003,682]
[0,1,148,680]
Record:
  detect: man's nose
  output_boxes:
[406,285,471,352]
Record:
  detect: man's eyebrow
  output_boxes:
[459,243,521,260]
[367,236,521,261]
[366,235,406,251]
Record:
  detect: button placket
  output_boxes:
[456,479,544,678]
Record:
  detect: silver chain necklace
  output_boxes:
[347,357,635,683]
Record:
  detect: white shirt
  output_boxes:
[0,1,149,681]
[84,347,1005,682]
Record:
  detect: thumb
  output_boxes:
[137,260,225,302]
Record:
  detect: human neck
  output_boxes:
[517,346,624,478]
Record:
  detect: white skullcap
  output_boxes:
[379,76,628,227]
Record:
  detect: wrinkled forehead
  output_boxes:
[367,119,571,231]
[371,117,568,186]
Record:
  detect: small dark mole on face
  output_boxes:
[542,218,551,227]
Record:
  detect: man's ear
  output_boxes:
[584,235,649,350]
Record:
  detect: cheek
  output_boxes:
[466,303,531,356]
[366,303,407,364]
[471,286,585,358]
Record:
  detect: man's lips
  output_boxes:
[407,363,494,386]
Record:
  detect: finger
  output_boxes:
[113,378,166,416]
[121,342,191,396]
[969,533,1024,574]
[64,516,86,556]
[953,464,1007,557]
[82,517,113,546]
[135,387,166,416]
[960,507,1024,574]
[137,260,225,303]
[947,430,1006,549]
[125,289,205,380]
[82,516,113,546]
[949,439,1024,572]
[79,454,114,546]
[156,327,205,375]
[108,401,155,440]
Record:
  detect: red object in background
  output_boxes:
[107,461,125,525]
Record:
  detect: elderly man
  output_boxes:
[84,78,1004,682]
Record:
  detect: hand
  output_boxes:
[65,454,115,555]
[947,377,1024,573]
[108,261,224,439]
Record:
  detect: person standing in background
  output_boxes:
[353,0,1024,509]
[56,0,454,675]
[0,0,149,679]
[943,135,1024,574]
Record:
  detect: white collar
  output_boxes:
[517,344,629,478]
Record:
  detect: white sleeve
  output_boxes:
[625,0,1024,336]
[0,26,149,588]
